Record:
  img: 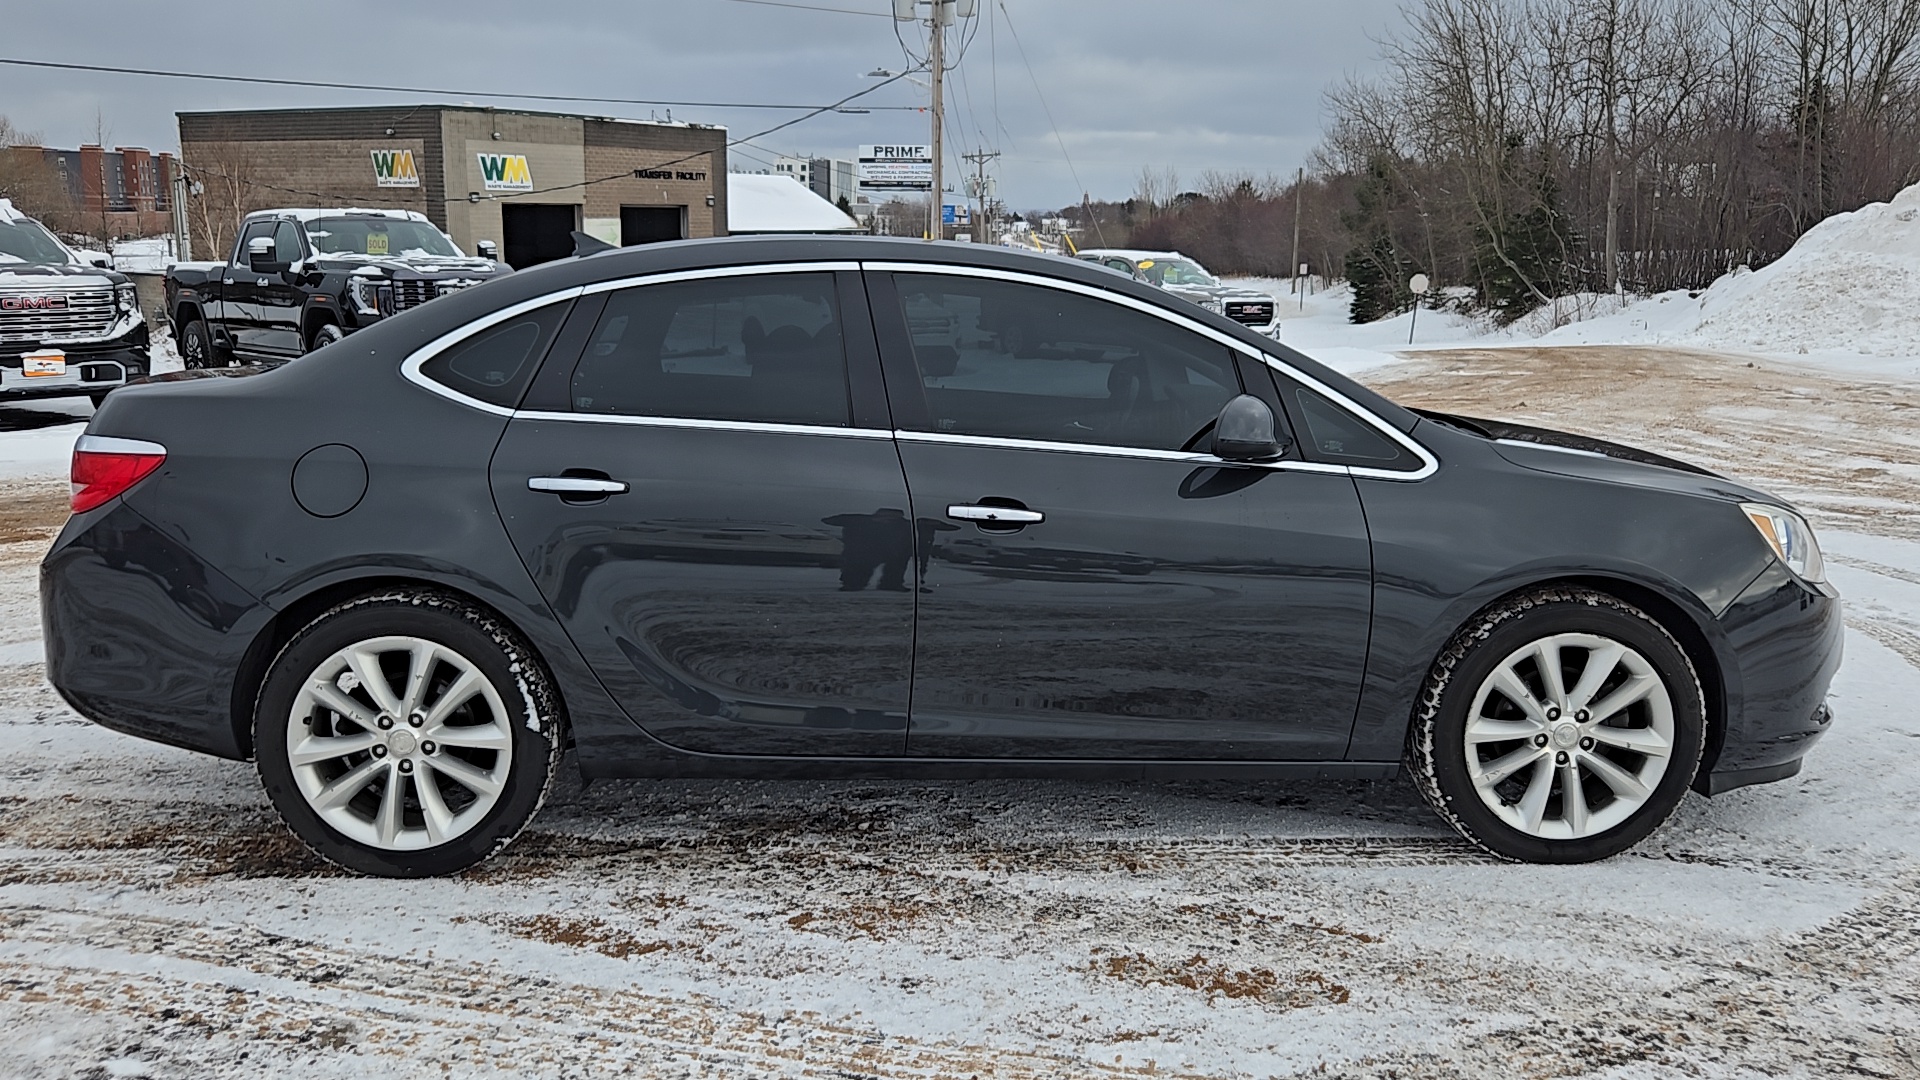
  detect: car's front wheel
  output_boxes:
[1406,586,1705,863]
[254,590,564,877]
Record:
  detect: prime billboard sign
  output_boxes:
[478,153,534,192]
[370,148,420,188]
[858,144,933,192]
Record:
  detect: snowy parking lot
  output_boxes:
[0,335,1914,1078]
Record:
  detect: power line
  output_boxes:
[710,0,888,15]
[997,1,1104,244]
[0,56,923,113]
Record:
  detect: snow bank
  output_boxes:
[1540,183,1920,378]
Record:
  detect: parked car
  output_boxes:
[1076,248,1280,337]
[165,208,504,368]
[0,199,150,407]
[45,236,1840,876]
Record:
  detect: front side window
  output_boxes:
[570,272,850,427]
[0,218,73,264]
[234,221,273,265]
[893,273,1240,452]
[1138,257,1216,287]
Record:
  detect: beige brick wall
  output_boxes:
[178,138,432,257]
[440,112,584,256]
[583,146,720,240]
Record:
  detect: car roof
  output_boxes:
[248,208,434,224]
[397,235,1416,434]
[1076,248,1191,262]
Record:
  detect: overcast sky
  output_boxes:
[1,0,1405,210]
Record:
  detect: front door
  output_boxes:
[489,267,915,756]
[870,269,1374,760]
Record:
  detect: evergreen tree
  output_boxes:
[1342,154,1409,324]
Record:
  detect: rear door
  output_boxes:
[488,265,916,756]
[868,266,1375,760]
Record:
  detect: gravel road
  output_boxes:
[0,346,1915,1079]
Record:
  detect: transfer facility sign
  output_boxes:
[478,153,534,192]
[857,145,932,192]
[371,149,420,188]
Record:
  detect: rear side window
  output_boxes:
[570,272,850,426]
[418,301,570,409]
[1293,387,1407,465]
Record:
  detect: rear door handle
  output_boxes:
[529,476,629,495]
[947,503,1044,525]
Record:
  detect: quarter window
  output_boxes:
[892,273,1240,452]
[1292,386,1408,465]
[570,273,850,426]
[418,301,570,409]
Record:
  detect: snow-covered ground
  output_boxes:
[0,217,1916,1075]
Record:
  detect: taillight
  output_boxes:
[71,435,167,514]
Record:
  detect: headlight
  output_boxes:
[347,276,389,317]
[114,283,137,313]
[1741,502,1825,583]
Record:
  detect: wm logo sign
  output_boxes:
[370,148,420,188]
[478,153,533,191]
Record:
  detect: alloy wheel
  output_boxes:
[1462,631,1675,840]
[286,635,515,850]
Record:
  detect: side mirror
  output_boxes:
[246,236,281,273]
[87,253,112,269]
[1211,394,1287,462]
[476,239,499,261]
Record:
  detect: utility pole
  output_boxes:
[963,147,999,242]
[1290,166,1303,297]
[927,0,949,240]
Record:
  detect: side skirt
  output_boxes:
[582,756,1401,782]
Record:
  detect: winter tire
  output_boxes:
[179,318,213,370]
[1406,586,1705,863]
[308,322,347,353]
[254,590,564,877]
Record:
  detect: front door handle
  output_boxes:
[529,476,629,495]
[947,503,1044,525]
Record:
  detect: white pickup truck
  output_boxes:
[0,199,150,407]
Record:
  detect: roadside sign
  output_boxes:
[1409,273,1431,295]
[858,145,933,192]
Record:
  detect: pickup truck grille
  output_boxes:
[0,289,117,342]
[1222,299,1275,328]
[391,278,482,313]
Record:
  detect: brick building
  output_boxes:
[0,144,176,239]
[177,105,728,268]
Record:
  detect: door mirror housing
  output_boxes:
[246,236,285,274]
[1211,394,1287,462]
[476,239,499,262]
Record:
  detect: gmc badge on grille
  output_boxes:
[0,296,69,311]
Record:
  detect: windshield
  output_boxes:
[0,218,75,265]
[304,217,462,258]
[1138,258,1217,287]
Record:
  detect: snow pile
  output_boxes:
[1539,182,1920,376]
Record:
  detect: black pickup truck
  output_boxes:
[165,208,504,367]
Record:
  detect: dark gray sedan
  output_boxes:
[41,237,1841,876]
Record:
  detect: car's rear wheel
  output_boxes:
[254,590,563,877]
[1406,586,1705,863]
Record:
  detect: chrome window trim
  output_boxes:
[893,429,1352,474]
[401,261,858,417]
[512,410,891,440]
[75,434,166,456]
[579,260,859,295]
[1493,437,1609,460]
[864,260,1438,481]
